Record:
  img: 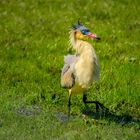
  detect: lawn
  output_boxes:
[0,0,140,139]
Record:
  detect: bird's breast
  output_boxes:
[70,83,86,95]
[75,52,94,88]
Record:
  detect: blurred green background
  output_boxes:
[0,0,140,139]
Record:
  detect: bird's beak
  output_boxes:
[87,32,101,40]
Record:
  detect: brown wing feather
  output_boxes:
[61,67,75,88]
[93,56,100,81]
[61,55,79,88]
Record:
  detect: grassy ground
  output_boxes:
[0,0,140,139]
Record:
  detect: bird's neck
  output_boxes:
[69,30,92,53]
[69,30,85,53]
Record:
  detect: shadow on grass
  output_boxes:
[82,103,140,125]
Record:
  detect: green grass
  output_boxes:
[0,0,140,139]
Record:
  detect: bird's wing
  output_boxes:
[64,54,78,65]
[61,55,79,88]
[93,56,100,81]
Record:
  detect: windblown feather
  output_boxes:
[61,55,79,88]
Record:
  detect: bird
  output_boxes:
[61,21,102,117]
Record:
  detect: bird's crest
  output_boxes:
[72,20,87,31]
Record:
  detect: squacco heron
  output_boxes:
[61,21,102,117]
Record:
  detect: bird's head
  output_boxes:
[72,21,101,40]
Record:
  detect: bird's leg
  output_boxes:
[83,93,103,112]
[83,93,87,104]
[68,94,71,117]
[68,90,72,118]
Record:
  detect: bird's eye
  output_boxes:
[81,30,89,35]
[81,30,86,34]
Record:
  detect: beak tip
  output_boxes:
[96,37,101,40]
